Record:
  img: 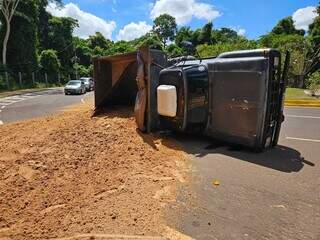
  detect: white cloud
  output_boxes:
[230,26,246,36]
[150,0,221,25]
[47,3,116,39]
[117,21,152,41]
[237,28,246,36]
[292,6,317,31]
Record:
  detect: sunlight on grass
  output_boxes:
[285,88,319,100]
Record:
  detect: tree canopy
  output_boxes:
[271,17,305,36]
[152,14,177,47]
[0,2,319,89]
[39,49,61,74]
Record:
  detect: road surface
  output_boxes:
[0,88,93,125]
[167,107,320,240]
[0,91,319,239]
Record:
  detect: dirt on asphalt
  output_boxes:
[0,101,190,240]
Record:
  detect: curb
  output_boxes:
[285,100,320,108]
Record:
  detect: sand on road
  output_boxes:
[0,101,190,240]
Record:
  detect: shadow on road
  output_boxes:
[139,132,314,173]
[207,144,310,173]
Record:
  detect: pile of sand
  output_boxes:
[0,102,189,240]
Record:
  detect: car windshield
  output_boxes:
[81,78,90,82]
[67,81,81,85]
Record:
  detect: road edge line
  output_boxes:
[286,137,320,143]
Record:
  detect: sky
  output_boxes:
[47,0,319,41]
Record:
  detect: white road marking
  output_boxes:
[0,120,3,125]
[1,106,5,109]
[0,102,12,106]
[286,115,320,119]
[4,97,23,101]
[0,92,44,107]
[81,98,85,103]
[286,137,320,143]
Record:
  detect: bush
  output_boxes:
[34,82,48,89]
[197,40,257,58]
[39,49,61,74]
[75,64,90,77]
[166,44,183,57]
[307,71,320,91]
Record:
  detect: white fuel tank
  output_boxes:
[157,85,177,117]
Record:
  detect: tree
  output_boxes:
[47,16,78,75]
[272,17,305,35]
[5,0,38,76]
[153,14,177,47]
[309,2,320,46]
[198,22,213,45]
[175,27,193,47]
[37,0,62,50]
[0,0,21,66]
[191,29,201,46]
[87,32,112,50]
[74,63,90,77]
[73,37,92,66]
[166,44,183,57]
[307,2,320,75]
[39,49,60,74]
[306,70,320,90]
[212,28,239,43]
[106,40,135,55]
[136,32,163,50]
[197,41,257,58]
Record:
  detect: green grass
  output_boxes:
[285,88,319,100]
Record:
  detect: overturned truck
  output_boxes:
[93,46,290,151]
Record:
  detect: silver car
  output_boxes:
[64,80,87,95]
[80,77,94,91]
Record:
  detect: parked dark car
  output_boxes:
[64,80,86,95]
[80,77,94,91]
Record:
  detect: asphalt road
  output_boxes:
[0,88,94,125]
[0,91,319,239]
[167,107,320,240]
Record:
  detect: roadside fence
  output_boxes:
[0,70,79,91]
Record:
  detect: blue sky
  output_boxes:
[49,0,318,41]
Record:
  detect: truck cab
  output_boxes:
[157,49,289,151]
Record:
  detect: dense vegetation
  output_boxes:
[0,0,319,90]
